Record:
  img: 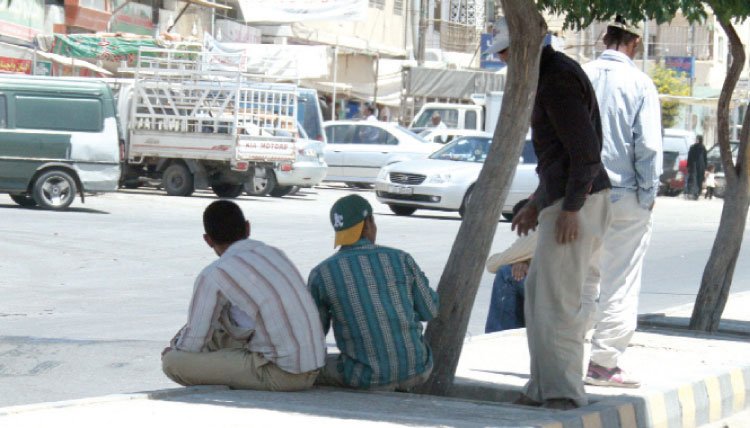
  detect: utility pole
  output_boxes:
[417,0,428,65]
[642,20,649,73]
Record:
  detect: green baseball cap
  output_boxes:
[330,194,373,247]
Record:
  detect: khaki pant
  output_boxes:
[584,192,653,369]
[315,354,431,392]
[162,330,318,392]
[523,191,611,407]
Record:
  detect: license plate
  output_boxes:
[388,185,413,195]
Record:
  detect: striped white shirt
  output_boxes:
[176,239,326,374]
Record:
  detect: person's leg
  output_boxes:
[486,265,524,333]
[485,270,506,333]
[314,353,346,387]
[522,192,611,407]
[163,349,317,391]
[589,193,652,376]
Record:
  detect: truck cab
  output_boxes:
[409,103,483,134]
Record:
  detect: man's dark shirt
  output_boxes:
[531,45,611,211]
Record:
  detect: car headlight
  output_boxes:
[298,148,317,157]
[428,173,452,184]
[377,168,389,181]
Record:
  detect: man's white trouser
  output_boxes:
[584,191,653,369]
[523,191,611,407]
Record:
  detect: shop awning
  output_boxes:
[35,50,112,76]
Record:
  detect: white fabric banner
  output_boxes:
[204,33,331,80]
[238,0,367,23]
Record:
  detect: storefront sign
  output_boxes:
[479,33,504,71]
[665,56,695,79]
[0,56,31,74]
[0,0,44,43]
[35,61,52,76]
[237,0,367,23]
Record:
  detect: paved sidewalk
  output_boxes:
[2,292,750,427]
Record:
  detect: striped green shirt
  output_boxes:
[307,238,439,388]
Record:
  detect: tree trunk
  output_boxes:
[689,17,750,332]
[416,0,547,396]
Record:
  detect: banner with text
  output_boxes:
[238,0,367,23]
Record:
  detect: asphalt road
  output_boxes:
[1,185,748,407]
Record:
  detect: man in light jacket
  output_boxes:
[582,16,663,388]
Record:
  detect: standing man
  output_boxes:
[361,102,378,121]
[582,16,663,388]
[308,194,439,392]
[488,17,612,410]
[687,136,707,199]
[162,200,326,391]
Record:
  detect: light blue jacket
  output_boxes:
[583,50,663,209]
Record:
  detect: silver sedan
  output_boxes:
[375,134,538,218]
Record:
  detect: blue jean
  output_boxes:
[485,264,526,333]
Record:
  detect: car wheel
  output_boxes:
[163,163,194,196]
[458,186,474,218]
[244,168,276,196]
[269,185,294,197]
[10,194,37,208]
[212,183,244,198]
[32,169,77,210]
[389,204,417,216]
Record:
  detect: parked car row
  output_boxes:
[1,75,538,214]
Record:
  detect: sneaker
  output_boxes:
[584,361,641,388]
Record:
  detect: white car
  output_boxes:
[323,120,442,185]
[418,128,490,145]
[375,134,538,218]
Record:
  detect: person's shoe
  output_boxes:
[584,361,641,388]
[542,398,578,410]
[512,393,542,407]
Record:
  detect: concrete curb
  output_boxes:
[0,386,227,417]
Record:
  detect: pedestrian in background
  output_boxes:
[488,17,613,410]
[704,164,716,199]
[582,16,662,389]
[687,135,707,199]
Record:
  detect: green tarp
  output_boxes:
[52,35,159,61]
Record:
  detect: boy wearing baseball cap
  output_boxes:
[308,194,439,391]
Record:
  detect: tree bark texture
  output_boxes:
[689,18,750,332]
[416,0,547,396]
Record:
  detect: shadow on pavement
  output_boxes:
[0,204,109,215]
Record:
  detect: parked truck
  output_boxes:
[408,92,504,135]
[120,48,302,198]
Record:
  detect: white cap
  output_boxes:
[484,17,510,55]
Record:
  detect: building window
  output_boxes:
[393,0,404,15]
[369,0,385,10]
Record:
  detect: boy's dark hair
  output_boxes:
[203,200,246,245]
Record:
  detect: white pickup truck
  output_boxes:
[120,48,303,198]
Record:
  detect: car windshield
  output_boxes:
[430,136,491,162]
[392,124,428,141]
[412,108,459,128]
